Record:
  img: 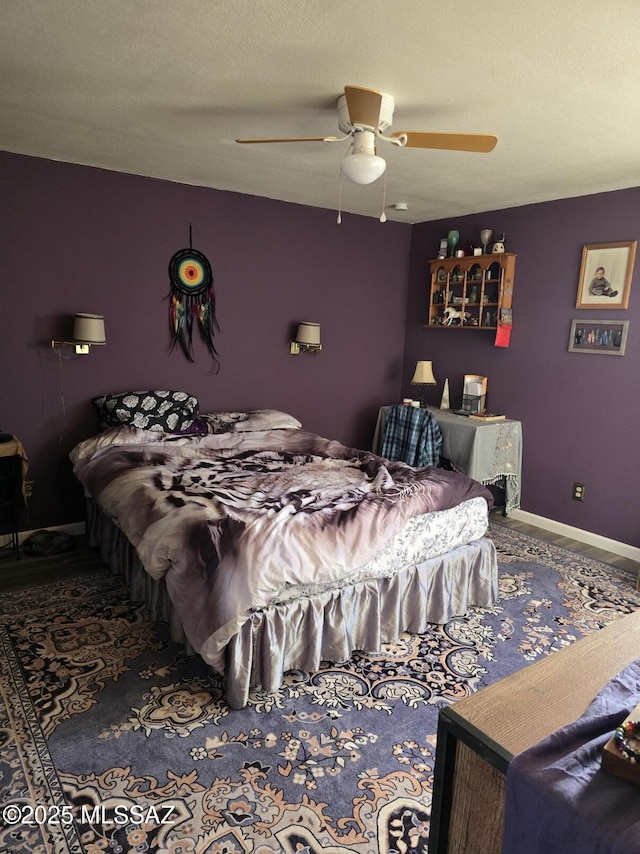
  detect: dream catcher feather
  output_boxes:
[168,230,220,370]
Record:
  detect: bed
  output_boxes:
[70,391,499,708]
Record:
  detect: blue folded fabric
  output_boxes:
[503,659,640,854]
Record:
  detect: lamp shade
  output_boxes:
[73,313,106,344]
[341,152,387,185]
[341,129,386,185]
[296,322,321,346]
[411,360,436,385]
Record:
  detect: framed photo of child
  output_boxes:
[575,241,636,309]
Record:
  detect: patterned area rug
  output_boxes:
[1,523,639,854]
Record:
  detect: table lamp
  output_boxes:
[411,360,437,407]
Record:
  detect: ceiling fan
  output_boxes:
[236,85,497,185]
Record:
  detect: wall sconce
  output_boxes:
[410,360,437,407]
[290,322,322,355]
[51,313,106,355]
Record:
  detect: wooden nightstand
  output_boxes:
[0,437,27,559]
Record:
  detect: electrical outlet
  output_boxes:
[25,480,35,499]
[572,482,585,502]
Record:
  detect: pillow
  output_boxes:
[201,409,301,434]
[236,409,302,431]
[200,411,249,434]
[93,390,199,433]
[71,425,166,463]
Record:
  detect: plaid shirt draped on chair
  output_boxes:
[380,404,442,468]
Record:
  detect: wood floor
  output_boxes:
[489,509,639,578]
[0,511,637,594]
[0,534,98,592]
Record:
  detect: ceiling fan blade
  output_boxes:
[344,85,383,129]
[236,136,341,144]
[392,131,498,153]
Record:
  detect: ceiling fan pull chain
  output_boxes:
[379,171,387,222]
[337,168,343,224]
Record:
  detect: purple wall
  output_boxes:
[2,151,638,547]
[0,152,411,529]
[406,189,640,547]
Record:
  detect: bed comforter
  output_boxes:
[71,426,493,673]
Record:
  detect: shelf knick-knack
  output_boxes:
[492,233,505,254]
[440,378,450,410]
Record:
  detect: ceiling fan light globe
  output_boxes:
[341,153,386,185]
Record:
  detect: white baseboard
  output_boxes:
[0,521,86,547]
[506,509,640,563]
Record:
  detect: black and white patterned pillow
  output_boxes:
[93,391,199,433]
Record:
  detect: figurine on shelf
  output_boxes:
[492,233,506,254]
[444,306,470,326]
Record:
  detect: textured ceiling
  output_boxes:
[1,0,639,223]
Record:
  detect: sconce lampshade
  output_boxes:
[296,322,321,346]
[73,313,106,345]
[411,360,436,385]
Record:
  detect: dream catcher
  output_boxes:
[168,229,220,370]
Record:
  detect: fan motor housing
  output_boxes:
[337,92,395,134]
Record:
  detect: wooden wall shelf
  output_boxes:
[427,253,516,330]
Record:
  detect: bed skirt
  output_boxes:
[87,501,498,709]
